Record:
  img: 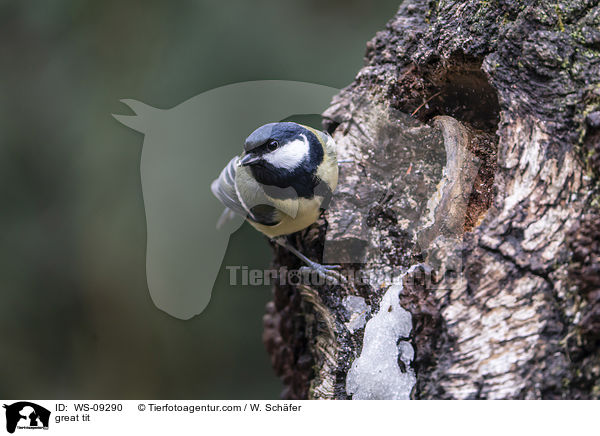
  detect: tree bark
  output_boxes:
[263,0,600,399]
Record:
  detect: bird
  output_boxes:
[211,121,345,283]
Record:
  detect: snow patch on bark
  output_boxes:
[346,269,418,400]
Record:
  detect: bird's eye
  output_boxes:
[266,140,279,151]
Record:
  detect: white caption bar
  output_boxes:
[0,400,595,435]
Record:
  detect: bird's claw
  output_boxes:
[300,262,347,285]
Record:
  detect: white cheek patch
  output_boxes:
[263,134,309,171]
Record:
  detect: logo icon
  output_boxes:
[3,402,50,434]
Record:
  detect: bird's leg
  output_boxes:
[273,237,347,285]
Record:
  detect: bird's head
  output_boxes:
[238,122,324,192]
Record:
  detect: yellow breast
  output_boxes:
[249,196,324,238]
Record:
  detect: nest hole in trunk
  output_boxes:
[395,58,502,231]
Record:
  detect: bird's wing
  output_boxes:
[211,157,251,219]
[211,157,297,227]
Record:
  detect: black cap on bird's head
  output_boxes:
[244,123,276,153]
[243,122,306,152]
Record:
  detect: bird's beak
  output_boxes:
[239,153,261,167]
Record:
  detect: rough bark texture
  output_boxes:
[263,0,600,399]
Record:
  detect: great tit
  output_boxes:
[211,122,344,282]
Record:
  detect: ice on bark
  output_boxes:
[346,277,416,400]
[343,295,369,333]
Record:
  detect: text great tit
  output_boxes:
[211,122,344,282]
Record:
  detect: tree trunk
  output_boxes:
[263,0,600,399]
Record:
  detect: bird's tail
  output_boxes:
[216,208,237,229]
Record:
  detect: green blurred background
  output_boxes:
[0,0,399,398]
